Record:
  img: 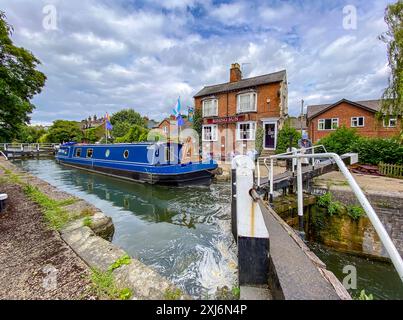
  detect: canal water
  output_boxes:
[13,159,403,300]
[13,159,237,299]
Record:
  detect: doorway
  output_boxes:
[264,122,277,149]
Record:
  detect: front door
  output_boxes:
[264,123,276,149]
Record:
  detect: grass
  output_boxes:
[108,254,131,272]
[23,184,78,230]
[164,288,183,300]
[83,216,93,227]
[90,268,132,300]
[90,255,133,300]
[347,205,366,220]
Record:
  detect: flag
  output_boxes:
[172,97,184,127]
[105,112,113,130]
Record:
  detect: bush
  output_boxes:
[276,125,302,154]
[318,126,360,155]
[350,137,403,165]
[255,126,264,155]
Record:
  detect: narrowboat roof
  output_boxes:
[62,142,181,147]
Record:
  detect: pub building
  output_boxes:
[194,63,288,160]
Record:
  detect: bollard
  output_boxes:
[231,164,237,241]
[232,155,270,286]
[0,193,8,214]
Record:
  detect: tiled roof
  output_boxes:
[307,99,381,119]
[194,70,286,98]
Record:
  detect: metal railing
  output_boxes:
[257,150,403,283]
[256,145,328,186]
[0,150,8,160]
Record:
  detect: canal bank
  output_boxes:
[9,158,238,299]
[0,158,188,300]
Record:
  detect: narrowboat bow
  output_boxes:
[56,142,219,186]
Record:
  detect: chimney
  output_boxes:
[230,63,242,82]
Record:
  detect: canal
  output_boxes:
[13,159,403,300]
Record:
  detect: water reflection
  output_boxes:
[13,159,237,298]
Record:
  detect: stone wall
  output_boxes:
[311,186,403,259]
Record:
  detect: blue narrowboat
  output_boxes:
[55,142,219,185]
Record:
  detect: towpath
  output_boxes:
[0,168,96,299]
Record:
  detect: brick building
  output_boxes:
[307,99,400,142]
[194,63,288,159]
[155,115,192,142]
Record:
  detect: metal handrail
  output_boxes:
[264,152,403,283]
[0,150,8,160]
[256,145,328,186]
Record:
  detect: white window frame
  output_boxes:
[237,92,257,113]
[318,118,339,130]
[237,121,256,141]
[202,124,218,141]
[202,99,218,117]
[383,117,397,128]
[351,116,365,127]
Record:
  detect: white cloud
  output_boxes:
[0,0,391,123]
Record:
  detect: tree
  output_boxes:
[115,125,149,143]
[16,125,46,143]
[379,1,403,117]
[276,125,302,154]
[112,121,131,138]
[110,109,147,127]
[0,12,46,142]
[192,107,202,143]
[46,120,83,143]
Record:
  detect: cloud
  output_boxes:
[1,0,391,124]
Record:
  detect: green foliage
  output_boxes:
[83,216,92,227]
[90,268,132,300]
[83,125,104,143]
[379,1,403,117]
[46,120,83,143]
[23,184,78,230]
[192,107,202,142]
[16,125,47,143]
[231,286,240,299]
[350,137,403,165]
[317,192,332,207]
[357,289,374,300]
[318,126,360,155]
[255,126,264,155]
[317,192,342,216]
[276,125,302,154]
[115,125,149,143]
[108,254,131,272]
[0,12,46,142]
[110,109,146,127]
[164,288,183,300]
[347,205,366,220]
[112,121,131,138]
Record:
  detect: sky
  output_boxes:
[1,0,394,125]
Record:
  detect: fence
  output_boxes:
[379,162,403,179]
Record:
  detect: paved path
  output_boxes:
[0,181,96,299]
[314,171,403,195]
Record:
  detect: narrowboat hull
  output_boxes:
[55,143,218,186]
[57,158,216,185]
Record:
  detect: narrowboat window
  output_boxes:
[86,148,93,158]
[123,150,129,159]
[165,147,170,163]
[105,149,110,157]
[75,148,82,157]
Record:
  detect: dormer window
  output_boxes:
[237,92,257,113]
[202,99,218,117]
